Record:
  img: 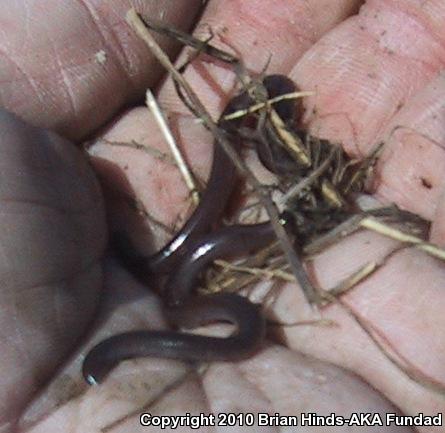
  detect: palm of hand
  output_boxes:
[1,1,444,432]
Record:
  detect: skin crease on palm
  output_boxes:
[1,0,445,432]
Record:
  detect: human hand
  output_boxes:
[1,1,444,432]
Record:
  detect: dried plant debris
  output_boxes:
[145,89,201,206]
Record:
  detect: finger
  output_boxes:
[0,0,203,140]
[0,110,106,426]
[292,0,445,158]
[158,0,363,116]
[375,73,445,221]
